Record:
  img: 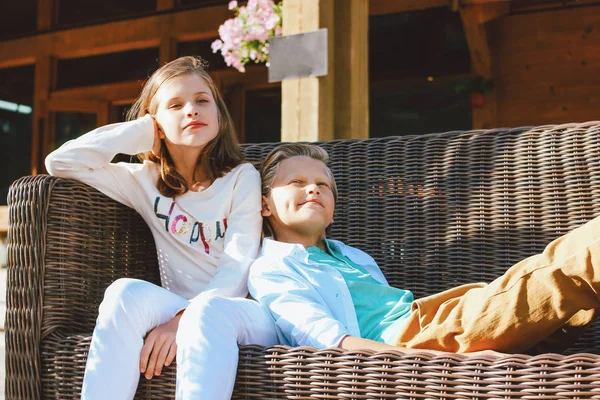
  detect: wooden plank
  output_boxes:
[511,0,600,12]
[157,0,175,11]
[47,98,105,113]
[368,0,447,15]
[0,6,230,68]
[470,3,510,23]
[462,0,511,4]
[50,81,143,103]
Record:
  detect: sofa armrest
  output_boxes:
[6,175,160,399]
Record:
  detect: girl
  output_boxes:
[249,143,600,356]
[45,56,277,400]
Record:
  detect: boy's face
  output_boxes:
[262,156,335,240]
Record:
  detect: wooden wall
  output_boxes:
[492,6,600,127]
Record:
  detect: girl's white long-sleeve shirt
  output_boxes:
[45,114,262,301]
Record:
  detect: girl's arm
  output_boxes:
[194,164,263,299]
[45,115,156,210]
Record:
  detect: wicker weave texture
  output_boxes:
[7,121,600,399]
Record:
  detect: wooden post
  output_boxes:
[31,56,55,175]
[37,0,56,31]
[333,0,368,139]
[281,0,368,142]
[460,4,508,129]
[281,0,334,142]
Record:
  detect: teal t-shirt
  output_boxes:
[307,240,413,344]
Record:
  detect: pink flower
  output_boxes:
[211,39,223,53]
[215,0,282,73]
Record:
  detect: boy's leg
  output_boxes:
[175,296,279,400]
[81,278,189,400]
[395,215,600,354]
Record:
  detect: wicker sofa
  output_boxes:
[7,122,600,399]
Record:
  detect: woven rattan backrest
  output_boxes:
[243,122,600,352]
[41,178,160,337]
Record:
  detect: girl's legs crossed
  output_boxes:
[175,296,278,400]
[396,215,600,353]
[82,278,189,400]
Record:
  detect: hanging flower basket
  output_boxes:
[212,0,283,73]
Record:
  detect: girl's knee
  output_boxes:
[180,296,230,324]
[99,278,151,316]
[177,296,233,342]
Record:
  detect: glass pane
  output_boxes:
[57,0,155,28]
[369,7,472,137]
[54,112,97,150]
[0,65,34,206]
[177,39,228,70]
[177,0,230,9]
[370,78,472,138]
[244,87,281,143]
[56,49,159,90]
[370,8,470,80]
[0,0,36,40]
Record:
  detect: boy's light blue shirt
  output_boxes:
[306,241,413,344]
[248,238,414,349]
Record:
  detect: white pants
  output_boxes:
[81,278,278,400]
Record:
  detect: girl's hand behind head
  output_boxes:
[148,114,163,157]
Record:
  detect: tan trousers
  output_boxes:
[395,216,600,354]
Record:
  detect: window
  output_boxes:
[369,8,472,136]
[0,66,34,205]
[57,0,155,28]
[56,49,160,90]
[0,0,36,39]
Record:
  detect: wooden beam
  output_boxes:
[97,101,111,126]
[470,3,510,24]
[281,0,335,142]
[37,0,56,31]
[31,56,56,175]
[47,98,107,113]
[0,6,230,68]
[334,0,369,139]
[157,0,175,11]
[50,81,143,103]
[159,15,177,65]
[369,0,448,15]
[460,5,497,129]
[462,0,511,4]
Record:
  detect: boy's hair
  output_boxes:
[128,56,242,198]
[260,143,338,239]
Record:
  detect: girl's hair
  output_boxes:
[259,143,338,239]
[127,56,243,198]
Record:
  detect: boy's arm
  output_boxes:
[339,336,504,357]
[249,264,350,349]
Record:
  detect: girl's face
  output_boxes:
[153,73,219,150]
[262,156,335,240]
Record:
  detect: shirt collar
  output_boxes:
[261,237,338,260]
